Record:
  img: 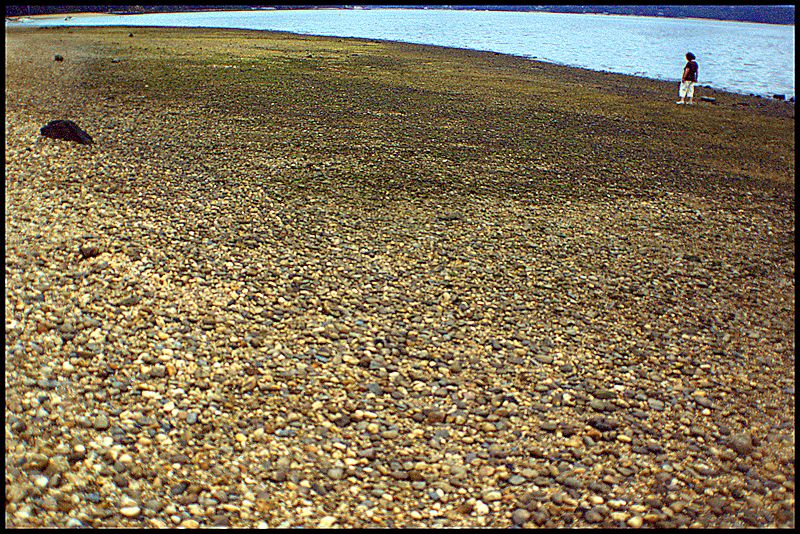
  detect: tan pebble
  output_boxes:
[474,501,489,515]
[318,516,337,528]
[627,516,643,528]
[120,505,141,517]
[181,519,200,528]
[611,511,630,522]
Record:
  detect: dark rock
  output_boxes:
[729,432,754,456]
[426,410,446,423]
[436,212,463,222]
[54,54,64,62]
[700,96,716,103]
[693,395,713,408]
[40,120,93,145]
[594,389,617,400]
[772,94,785,100]
[171,481,189,495]
[333,415,351,427]
[587,416,618,432]
[79,243,101,259]
[365,382,383,395]
[118,295,141,306]
[585,508,604,523]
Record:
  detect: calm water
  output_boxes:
[8,8,795,98]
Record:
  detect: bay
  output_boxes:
[7,8,795,98]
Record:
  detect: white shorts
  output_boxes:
[679,80,696,98]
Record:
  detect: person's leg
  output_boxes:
[686,81,695,104]
[677,81,687,104]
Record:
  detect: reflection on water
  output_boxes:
[7,8,795,98]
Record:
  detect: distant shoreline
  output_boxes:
[7,6,796,27]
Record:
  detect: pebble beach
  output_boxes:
[4,25,795,528]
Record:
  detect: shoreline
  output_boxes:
[5,25,795,529]
[6,12,795,100]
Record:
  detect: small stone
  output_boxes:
[512,508,531,525]
[482,489,502,502]
[171,481,189,495]
[26,453,50,471]
[474,500,490,515]
[627,516,643,528]
[730,432,754,455]
[79,243,101,259]
[588,495,605,505]
[585,508,604,523]
[318,516,337,528]
[120,505,141,517]
[93,415,110,430]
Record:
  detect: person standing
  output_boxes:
[676,52,699,105]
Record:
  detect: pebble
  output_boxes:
[730,432,754,455]
[120,505,141,518]
[482,490,502,502]
[512,509,530,525]
[318,516,338,528]
[627,516,644,528]
[93,415,110,430]
[585,508,605,523]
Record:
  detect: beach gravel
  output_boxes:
[5,25,795,528]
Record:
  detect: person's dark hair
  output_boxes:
[686,52,696,61]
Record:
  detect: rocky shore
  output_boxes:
[5,26,795,528]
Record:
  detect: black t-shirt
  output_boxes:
[684,60,698,82]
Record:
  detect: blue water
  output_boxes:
[7,8,795,98]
